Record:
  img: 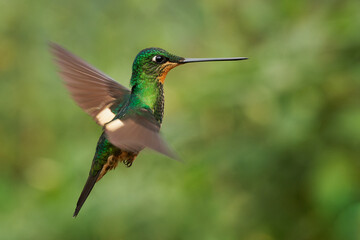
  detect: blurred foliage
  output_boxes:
[0,0,360,239]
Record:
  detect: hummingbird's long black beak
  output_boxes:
[180,57,248,63]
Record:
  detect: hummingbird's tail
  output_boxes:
[73,171,101,217]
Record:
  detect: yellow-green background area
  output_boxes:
[1,0,360,239]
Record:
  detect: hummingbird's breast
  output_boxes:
[153,82,164,124]
[129,80,165,125]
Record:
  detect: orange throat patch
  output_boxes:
[158,62,179,84]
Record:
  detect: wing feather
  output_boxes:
[50,43,131,126]
[105,109,177,159]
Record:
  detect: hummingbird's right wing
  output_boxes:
[50,43,131,126]
[105,108,178,160]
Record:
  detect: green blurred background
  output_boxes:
[1,0,360,239]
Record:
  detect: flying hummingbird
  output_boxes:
[50,43,247,217]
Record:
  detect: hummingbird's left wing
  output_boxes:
[105,108,178,159]
[50,43,131,126]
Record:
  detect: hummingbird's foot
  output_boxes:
[122,154,137,168]
[124,160,133,167]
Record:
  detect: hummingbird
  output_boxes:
[50,43,247,217]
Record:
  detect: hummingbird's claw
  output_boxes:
[123,160,133,167]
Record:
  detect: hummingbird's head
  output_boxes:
[131,47,248,87]
[131,48,184,86]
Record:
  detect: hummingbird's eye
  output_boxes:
[152,55,167,63]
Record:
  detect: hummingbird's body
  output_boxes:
[50,43,247,217]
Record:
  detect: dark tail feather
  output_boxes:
[73,172,101,217]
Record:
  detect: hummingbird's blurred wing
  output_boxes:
[105,108,177,159]
[50,43,131,126]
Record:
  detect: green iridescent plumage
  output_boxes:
[90,134,117,176]
[130,48,183,123]
[50,43,247,217]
